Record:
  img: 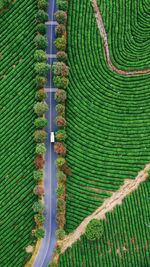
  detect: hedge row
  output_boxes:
[31,0,49,245]
[49,0,69,266]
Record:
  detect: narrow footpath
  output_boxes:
[33,0,57,266]
[59,163,150,254]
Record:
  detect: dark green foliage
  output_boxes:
[35,89,47,101]
[57,199,66,212]
[55,10,67,24]
[55,89,67,103]
[56,157,66,168]
[33,170,44,182]
[56,0,68,11]
[34,117,48,128]
[34,228,45,238]
[34,102,48,116]
[56,185,65,198]
[53,76,69,89]
[55,129,67,141]
[35,75,47,88]
[55,229,66,240]
[56,104,65,116]
[35,62,50,76]
[56,51,68,63]
[34,130,47,143]
[36,23,47,34]
[34,50,47,62]
[38,0,48,11]
[56,171,67,182]
[35,34,48,50]
[37,9,48,23]
[54,36,66,51]
[85,219,103,241]
[32,201,44,213]
[34,214,45,225]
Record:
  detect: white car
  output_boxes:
[50,132,55,143]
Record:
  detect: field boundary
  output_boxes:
[92,0,150,76]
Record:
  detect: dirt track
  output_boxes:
[60,163,150,253]
[92,0,150,76]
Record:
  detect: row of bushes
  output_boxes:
[49,0,70,266]
[32,0,49,242]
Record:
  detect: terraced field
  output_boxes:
[59,182,150,267]
[65,0,150,235]
[0,0,37,265]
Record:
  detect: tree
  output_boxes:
[56,212,66,228]
[56,104,65,116]
[85,219,103,241]
[34,228,45,239]
[37,10,48,23]
[35,35,48,50]
[56,157,66,168]
[57,199,66,212]
[56,171,66,182]
[32,201,44,213]
[33,170,43,181]
[56,185,65,198]
[34,185,45,196]
[56,0,68,11]
[61,162,72,176]
[34,102,48,116]
[38,0,48,10]
[56,116,67,128]
[55,229,66,240]
[34,117,48,129]
[56,51,67,63]
[34,130,47,143]
[55,89,67,103]
[54,36,66,51]
[55,24,66,37]
[54,142,67,156]
[35,62,50,76]
[35,155,45,169]
[35,89,47,101]
[34,213,45,225]
[36,143,46,155]
[34,50,47,62]
[35,75,47,89]
[36,23,46,34]
[52,62,69,77]
[55,11,67,24]
[55,129,67,141]
[53,76,68,89]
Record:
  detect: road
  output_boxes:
[33,0,57,266]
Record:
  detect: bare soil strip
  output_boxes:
[59,163,150,253]
[92,0,150,76]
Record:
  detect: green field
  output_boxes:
[0,0,37,265]
[58,0,150,265]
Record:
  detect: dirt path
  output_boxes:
[59,163,150,253]
[92,0,150,76]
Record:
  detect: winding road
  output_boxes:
[33,0,57,266]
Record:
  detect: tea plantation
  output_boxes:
[0,0,37,265]
[58,0,150,265]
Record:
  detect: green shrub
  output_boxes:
[37,10,48,23]
[32,201,44,213]
[36,23,46,34]
[36,143,46,155]
[35,62,50,76]
[33,170,43,181]
[34,228,45,239]
[34,117,48,128]
[35,76,47,89]
[35,89,47,101]
[34,214,45,225]
[55,89,66,103]
[57,0,68,11]
[53,76,68,89]
[56,104,65,116]
[85,219,103,241]
[54,36,66,51]
[55,229,66,240]
[34,130,47,143]
[56,157,66,169]
[57,198,66,212]
[35,35,48,50]
[52,62,69,77]
[56,51,67,63]
[55,129,67,141]
[55,24,66,37]
[55,11,67,24]
[34,102,48,116]
[38,0,48,10]
[56,171,66,182]
[34,50,47,62]
[56,185,65,198]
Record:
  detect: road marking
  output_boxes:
[47,54,57,59]
[45,88,57,92]
[45,21,58,25]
